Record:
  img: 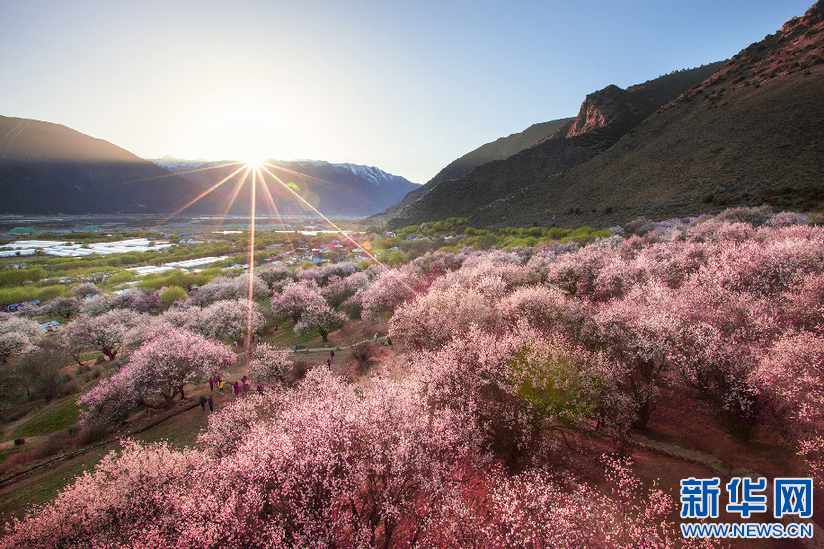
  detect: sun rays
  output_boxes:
[142,156,438,363]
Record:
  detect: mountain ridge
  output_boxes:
[464,1,824,229]
[0,116,221,215]
[385,61,726,228]
[152,157,420,218]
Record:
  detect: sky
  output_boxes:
[0,0,815,184]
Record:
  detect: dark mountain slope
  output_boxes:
[0,163,104,214]
[427,118,574,188]
[387,62,724,228]
[469,1,824,229]
[370,118,573,222]
[0,116,220,214]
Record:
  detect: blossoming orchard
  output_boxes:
[3,207,824,547]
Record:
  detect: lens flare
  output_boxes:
[244,157,269,170]
[125,154,468,367]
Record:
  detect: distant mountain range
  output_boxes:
[152,157,419,218]
[380,1,824,229]
[0,117,419,217]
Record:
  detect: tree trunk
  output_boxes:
[632,396,656,429]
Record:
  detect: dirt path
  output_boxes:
[291,335,389,353]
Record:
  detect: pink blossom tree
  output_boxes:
[248,343,292,384]
[162,299,265,343]
[78,327,235,424]
[78,292,121,316]
[124,327,235,403]
[591,284,678,429]
[357,265,421,321]
[320,271,368,307]
[270,280,320,323]
[0,332,38,364]
[127,289,161,313]
[0,314,45,363]
[752,331,824,479]
[186,274,269,306]
[293,298,346,342]
[61,309,142,363]
[71,282,101,299]
[0,313,45,344]
[257,264,296,290]
[197,298,266,342]
[38,296,81,319]
[0,439,204,548]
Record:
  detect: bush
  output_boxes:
[623,216,651,235]
[13,341,73,402]
[290,360,310,383]
[74,421,109,447]
[38,431,74,458]
[350,342,376,372]
[715,205,773,226]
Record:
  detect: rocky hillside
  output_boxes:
[467,1,824,229]
[426,119,574,187]
[370,118,572,222]
[0,117,219,215]
[387,62,724,228]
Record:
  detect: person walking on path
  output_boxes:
[218,380,225,394]
[330,349,335,360]
[242,375,249,393]
[199,395,207,412]
[207,395,213,413]
[234,381,240,396]
[209,377,214,391]
[327,358,332,369]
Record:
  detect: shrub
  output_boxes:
[73,421,109,447]
[290,360,310,382]
[13,341,73,402]
[349,342,376,371]
[715,205,773,226]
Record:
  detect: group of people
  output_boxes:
[201,374,252,413]
[198,394,213,412]
[200,348,341,414]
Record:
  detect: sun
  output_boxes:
[244,156,269,170]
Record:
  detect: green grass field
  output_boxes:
[11,396,80,439]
